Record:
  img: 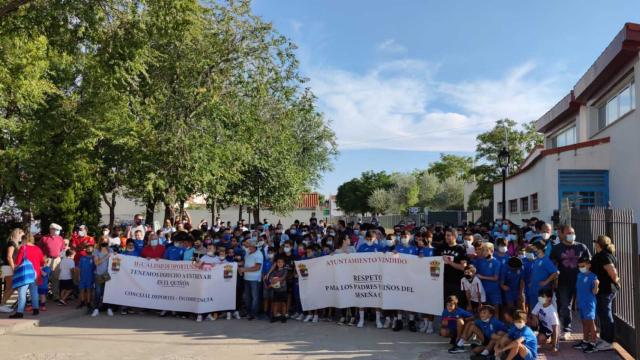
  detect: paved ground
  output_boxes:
[0,311,622,360]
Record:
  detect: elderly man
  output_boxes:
[40,223,66,300]
[239,239,263,320]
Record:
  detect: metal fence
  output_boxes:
[570,208,640,357]
[333,211,467,229]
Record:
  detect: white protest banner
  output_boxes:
[104,255,237,313]
[296,253,443,314]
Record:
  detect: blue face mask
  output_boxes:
[502,224,509,231]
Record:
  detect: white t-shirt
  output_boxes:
[532,303,559,330]
[108,236,121,247]
[461,276,486,303]
[59,258,75,280]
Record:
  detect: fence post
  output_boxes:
[632,223,640,358]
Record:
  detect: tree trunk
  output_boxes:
[21,208,32,235]
[252,207,259,226]
[179,199,185,221]
[209,197,217,225]
[145,199,156,227]
[238,205,243,222]
[109,192,116,229]
[164,202,175,223]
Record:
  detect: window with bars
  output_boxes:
[509,199,518,213]
[531,193,539,211]
[520,197,529,212]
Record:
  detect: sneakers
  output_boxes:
[418,321,427,333]
[159,310,167,317]
[561,331,572,341]
[9,312,24,319]
[583,343,598,353]
[295,313,304,321]
[408,320,417,332]
[426,322,434,334]
[226,312,232,320]
[206,314,215,321]
[348,317,356,326]
[312,314,319,323]
[376,320,384,329]
[91,309,99,317]
[356,318,364,328]
[0,304,14,313]
[107,309,114,317]
[196,315,203,322]
[383,317,392,329]
[596,340,613,351]
[572,340,588,349]
[303,314,313,322]
[40,305,47,312]
[392,319,403,332]
[337,317,346,325]
[448,345,465,354]
[233,311,241,320]
[32,309,39,316]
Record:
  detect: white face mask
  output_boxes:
[385,239,395,247]
[526,252,535,260]
[566,234,576,243]
[284,247,291,254]
[366,240,374,246]
[578,266,588,273]
[401,237,410,245]
[54,230,61,236]
[514,322,525,330]
[509,234,518,241]
[538,296,547,305]
[206,251,214,256]
[464,240,472,247]
[150,239,158,246]
[541,233,551,240]
[481,317,490,323]
[326,240,333,246]
[498,246,507,253]
[78,231,86,237]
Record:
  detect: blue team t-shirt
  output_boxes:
[39,266,52,293]
[182,247,195,261]
[476,257,501,293]
[501,267,523,294]
[78,255,95,279]
[528,256,558,293]
[576,271,597,308]
[474,317,507,339]
[441,307,473,322]
[396,244,418,255]
[164,246,185,260]
[122,248,140,257]
[357,243,380,253]
[418,247,434,257]
[507,325,538,358]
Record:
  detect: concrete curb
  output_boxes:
[0,308,86,335]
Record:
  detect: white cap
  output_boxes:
[50,223,62,231]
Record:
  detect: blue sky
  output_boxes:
[252,0,640,196]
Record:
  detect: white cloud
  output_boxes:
[377,39,407,54]
[310,60,565,152]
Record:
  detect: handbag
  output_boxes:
[12,245,36,289]
[95,272,111,284]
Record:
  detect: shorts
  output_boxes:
[485,291,502,305]
[38,286,48,295]
[59,279,74,291]
[579,303,596,320]
[513,347,535,360]
[0,265,13,277]
[272,291,287,302]
[503,291,520,304]
[79,274,95,290]
[538,324,553,338]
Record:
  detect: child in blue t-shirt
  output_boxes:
[476,243,502,311]
[78,244,96,309]
[501,257,524,309]
[495,310,537,360]
[454,305,507,355]
[574,257,599,353]
[440,295,474,352]
[526,242,558,309]
[38,261,51,311]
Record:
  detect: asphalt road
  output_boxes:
[0,313,458,360]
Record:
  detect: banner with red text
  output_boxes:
[104,255,237,313]
[296,253,443,314]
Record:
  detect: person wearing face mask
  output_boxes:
[436,229,469,310]
[238,239,263,320]
[0,228,24,312]
[91,242,115,317]
[141,233,165,260]
[590,235,619,351]
[495,310,538,360]
[500,257,524,310]
[549,225,590,340]
[356,231,384,328]
[182,237,196,261]
[39,223,65,301]
[126,214,146,239]
[394,232,418,255]
[475,243,502,313]
[574,257,599,353]
[494,238,510,268]
[530,288,559,353]
[122,239,140,257]
[72,225,95,266]
[526,242,558,310]
[521,249,536,313]
[506,230,523,256]
[454,305,507,356]
[194,243,221,322]
[462,233,475,257]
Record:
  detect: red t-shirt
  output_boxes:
[40,234,65,258]
[72,235,96,264]
[15,244,46,285]
[141,245,166,259]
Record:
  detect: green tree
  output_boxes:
[427,153,473,182]
[469,119,543,209]
[336,171,392,215]
[368,188,392,215]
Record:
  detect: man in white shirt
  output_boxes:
[239,239,263,320]
[127,214,146,239]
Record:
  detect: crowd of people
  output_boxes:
[0,213,621,360]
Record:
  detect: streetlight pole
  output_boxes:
[498,146,510,221]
